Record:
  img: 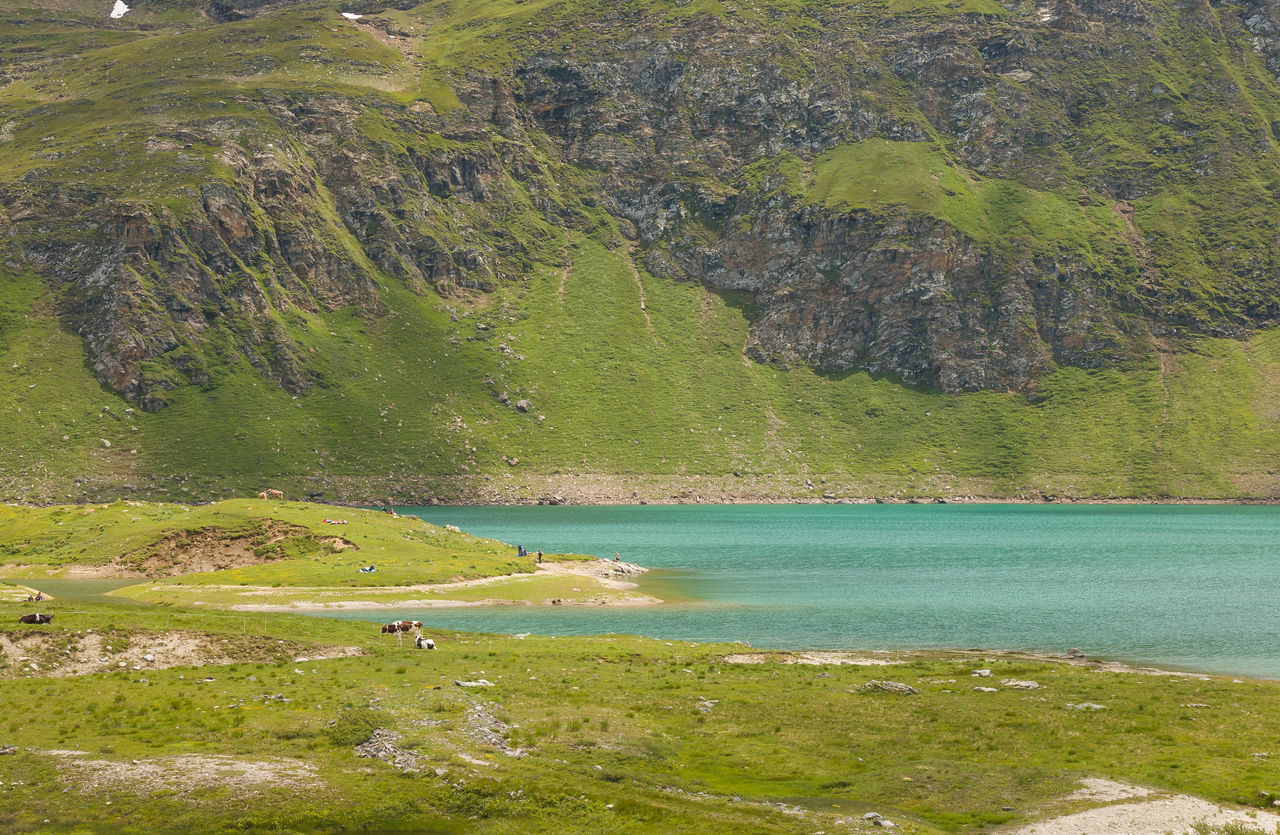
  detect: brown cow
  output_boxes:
[18,613,52,625]
[265,489,284,499]
[381,620,422,646]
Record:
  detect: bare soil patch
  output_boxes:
[1015,778,1280,834]
[219,559,659,611]
[1063,777,1153,804]
[51,751,320,798]
[61,522,348,578]
[0,629,361,678]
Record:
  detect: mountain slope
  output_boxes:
[4,0,1280,501]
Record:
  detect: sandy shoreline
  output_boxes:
[409,495,1280,507]
[189,559,662,612]
[718,647,1267,681]
[331,472,1280,507]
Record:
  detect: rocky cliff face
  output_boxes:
[0,82,576,408]
[511,0,1280,389]
[5,0,1280,402]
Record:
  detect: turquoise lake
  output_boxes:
[324,504,1280,678]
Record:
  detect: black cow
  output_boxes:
[18,613,52,625]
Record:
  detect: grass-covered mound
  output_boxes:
[0,499,526,580]
[0,600,1278,832]
[0,500,639,608]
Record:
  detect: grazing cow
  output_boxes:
[381,620,422,646]
[18,613,52,625]
[257,491,268,500]
[265,489,284,499]
[415,636,436,650]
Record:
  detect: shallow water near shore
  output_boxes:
[328,504,1280,678]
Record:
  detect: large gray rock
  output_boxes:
[1001,679,1040,690]
[859,680,920,695]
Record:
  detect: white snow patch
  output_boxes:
[340,11,363,19]
[109,0,130,18]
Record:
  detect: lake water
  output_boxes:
[324,504,1280,678]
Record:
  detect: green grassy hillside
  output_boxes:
[5,240,1280,502]
[5,0,1280,501]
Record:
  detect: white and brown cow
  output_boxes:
[381,620,422,645]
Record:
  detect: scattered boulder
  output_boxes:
[858,680,919,695]
[515,399,531,412]
[974,686,999,693]
[455,679,493,688]
[1066,647,1086,659]
[1067,702,1107,710]
[972,669,991,677]
[497,391,510,404]
[1001,679,1040,690]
